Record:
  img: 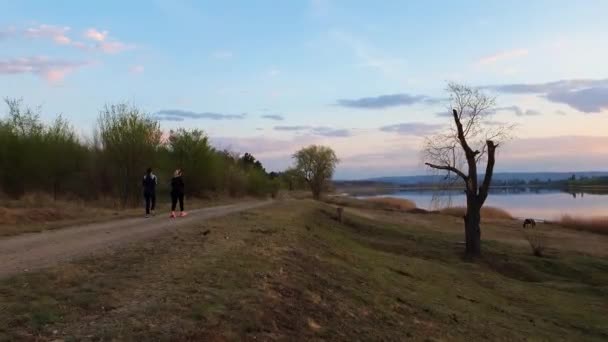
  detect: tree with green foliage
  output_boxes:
[43,116,87,199]
[97,103,162,207]
[168,128,218,195]
[1,98,280,203]
[293,145,339,200]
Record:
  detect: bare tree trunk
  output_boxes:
[312,188,321,200]
[464,198,481,257]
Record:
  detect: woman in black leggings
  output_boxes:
[142,167,157,217]
[170,169,186,218]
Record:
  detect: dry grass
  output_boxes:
[364,197,417,211]
[440,206,514,220]
[1,200,607,340]
[324,196,420,213]
[558,215,608,235]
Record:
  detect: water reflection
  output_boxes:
[360,187,608,220]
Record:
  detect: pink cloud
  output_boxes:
[72,40,134,54]
[42,69,69,83]
[0,56,90,83]
[84,28,108,42]
[3,24,133,54]
[81,28,133,54]
[23,24,72,45]
[477,48,528,66]
[98,41,133,54]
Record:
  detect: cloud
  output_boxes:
[214,134,608,178]
[336,93,439,109]
[2,24,133,54]
[96,41,133,54]
[79,28,133,53]
[555,110,567,116]
[0,56,90,83]
[437,106,540,118]
[274,125,310,131]
[129,65,145,74]
[545,87,608,113]
[484,79,608,113]
[476,48,528,66]
[154,109,247,120]
[211,135,313,157]
[484,79,608,94]
[379,122,444,136]
[152,115,184,122]
[84,28,108,42]
[23,24,72,45]
[311,127,352,137]
[494,106,541,117]
[274,125,352,137]
[500,135,608,171]
[211,50,234,59]
[261,114,284,121]
[435,110,452,117]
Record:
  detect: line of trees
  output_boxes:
[0,99,283,206]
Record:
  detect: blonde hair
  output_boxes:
[173,169,181,177]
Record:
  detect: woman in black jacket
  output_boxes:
[170,169,187,218]
[142,167,157,217]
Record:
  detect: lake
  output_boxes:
[358,188,608,220]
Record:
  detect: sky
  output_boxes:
[1,0,608,179]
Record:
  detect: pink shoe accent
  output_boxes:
[179,211,188,217]
[170,212,176,218]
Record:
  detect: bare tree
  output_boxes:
[423,83,513,257]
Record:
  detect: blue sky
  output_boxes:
[2,0,608,178]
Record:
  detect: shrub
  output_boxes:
[523,228,546,257]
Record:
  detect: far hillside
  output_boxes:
[336,172,608,187]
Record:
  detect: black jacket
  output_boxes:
[171,176,184,195]
[143,173,157,194]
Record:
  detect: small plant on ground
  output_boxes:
[523,227,546,257]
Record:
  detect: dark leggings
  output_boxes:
[144,193,156,214]
[171,192,184,211]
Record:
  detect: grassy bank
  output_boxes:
[1,199,607,340]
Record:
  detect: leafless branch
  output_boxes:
[425,162,468,181]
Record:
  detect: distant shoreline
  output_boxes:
[334,184,608,196]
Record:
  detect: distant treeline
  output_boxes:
[498,175,608,188]
[0,98,305,206]
[336,174,608,190]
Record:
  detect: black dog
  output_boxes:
[523,218,536,228]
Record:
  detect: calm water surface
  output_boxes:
[360,188,608,220]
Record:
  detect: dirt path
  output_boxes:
[0,200,271,279]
